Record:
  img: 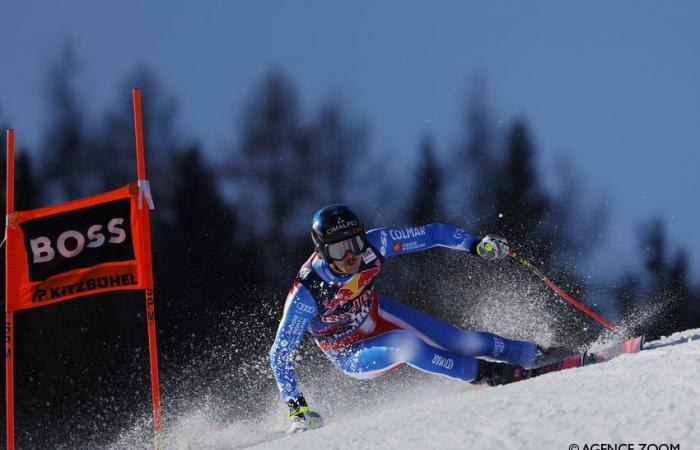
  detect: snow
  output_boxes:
[110,329,700,450]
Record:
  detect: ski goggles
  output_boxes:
[325,235,366,261]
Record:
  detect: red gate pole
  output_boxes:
[6,129,16,450]
[132,89,163,449]
[509,251,628,339]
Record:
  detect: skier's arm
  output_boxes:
[366,224,481,258]
[269,282,318,402]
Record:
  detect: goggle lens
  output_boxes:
[325,235,366,261]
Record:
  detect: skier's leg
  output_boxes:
[328,330,479,381]
[378,295,538,368]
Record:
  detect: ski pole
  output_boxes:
[508,250,629,339]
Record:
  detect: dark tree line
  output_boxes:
[1,50,698,447]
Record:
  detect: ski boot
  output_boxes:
[471,359,517,386]
[287,396,324,433]
[534,344,577,368]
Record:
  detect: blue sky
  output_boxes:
[2,1,699,281]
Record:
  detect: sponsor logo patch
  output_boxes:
[20,198,134,282]
[397,241,425,252]
[287,315,307,336]
[299,267,312,280]
[380,230,388,256]
[493,337,505,357]
[361,248,377,264]
[296,301,316,314]
[431,354,454,370]
[31,270,139,303]
[389,226,427,241]
[324,219,360,236]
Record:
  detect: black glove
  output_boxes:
[287,395,324,433]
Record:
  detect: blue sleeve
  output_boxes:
[269,282,318,401]
[366,224,480,258]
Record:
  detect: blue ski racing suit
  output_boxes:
[269,223,538,402]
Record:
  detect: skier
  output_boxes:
[269,204,539,432]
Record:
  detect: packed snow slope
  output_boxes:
[170,329,700,450]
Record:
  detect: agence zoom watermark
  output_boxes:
[569,444,679,450]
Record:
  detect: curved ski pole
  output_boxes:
[508,251,628,339]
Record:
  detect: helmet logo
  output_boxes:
[325,219,359,235]
[337,217,344,224]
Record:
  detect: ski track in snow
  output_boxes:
[110,329,700,450]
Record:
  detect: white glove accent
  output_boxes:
[476,235,510,260]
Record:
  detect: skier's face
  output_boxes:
[331,250,361,275]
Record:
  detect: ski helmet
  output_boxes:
[311,204,366,263]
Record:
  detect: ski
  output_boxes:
[509,335,644,383]
[584,335,645,364]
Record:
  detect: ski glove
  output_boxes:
[476,235,510,260]
[287,395,324,433]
